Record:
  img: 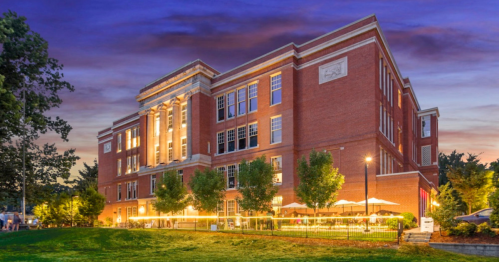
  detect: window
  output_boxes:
[248,83,258,112]
[271,116,282,144]
[117,207,122,222]
[132,206,137,217]
[181,138,187,158]
[379,103,382,132]
[217,201,225,218]
[227,164,236,189]
[398,130,403,153]
[217,95,225,121]
[227,200,235,216]
[132,181,137,199]
[151,175,156,194]
[422,145,431,166]
[387,73,391,102]
[117,134,122,152]
[271,156,282,185]
[238,126,246,150]
[155,145,160,165]
[379,58,383,90]
[132,155,137,172]
[117,184,122,201]
[132,127,138,148]
[398,89,402,108]
[227,129,235,152]
[271,74,282,105]
[167,110,173,130]
[237,88,246,116]
[422,115,431,138]
[181,104,187,126]
[137,127,140,147]
[168,142,173,162]
[479,209,493,217]
[227,92,235,118]
[126,129,131,149]
[126,156,131,174]
[217,132,225,154]
[155,114,160,137]
[117,159,121,176]
[127,207,131,221]
[249,123,258,147]
[178,170,183,183]
[126,182,132,200]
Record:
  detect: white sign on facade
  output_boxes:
[420,217,434,233]
[103,142,112,153]
[319,56,348,84]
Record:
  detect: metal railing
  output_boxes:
[128,215,404,243]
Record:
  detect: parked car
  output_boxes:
[455,208,493,225]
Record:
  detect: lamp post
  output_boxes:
[365,156,372,232]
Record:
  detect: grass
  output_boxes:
[0,228,496,261]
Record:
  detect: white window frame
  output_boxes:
[237,87,246,116]
[270,115,282,144]
[248,82,258,113]
[181,103,187,127]
[151,175,156,195]
[422,115,431,138]
[155,145,160,165]
[227,164,236,189]
[248,122,258,148]
[226,91,235,119]
[155,114,160,137]
[117,184,122,201]
[117,159,121,176]
[270,73,282,106]
[271,156,282,185]
[217,132,225,154]
[167,109,173,131]
[217,95,225,122]
[237,125,246,150]
[126,156,131,174]
[181,137,187,158]
[168,141,173,162]
[126,129,131,150]
[117,134,122,152]
[227,129,235,152]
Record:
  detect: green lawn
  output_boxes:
[0,228,495,261]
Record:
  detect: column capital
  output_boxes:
[169,97,180,106]
[183,91,193,100]
[157,103,167,111]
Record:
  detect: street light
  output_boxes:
[365,156,372,232]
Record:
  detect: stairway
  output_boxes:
[403,232,431,243]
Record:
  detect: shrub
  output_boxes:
[477,222,496,237]
[386,218,399,230]
[105,217,113,227]
[401,212,418,229]
[450,222,477,237]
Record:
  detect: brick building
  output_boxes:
[97,15,439,224]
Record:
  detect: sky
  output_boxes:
[1,0,498,179]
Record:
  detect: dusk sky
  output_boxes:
[2,0,498,178]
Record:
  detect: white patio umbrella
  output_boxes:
[282,202,308,209]
[356,198,399,214]
[333,200,361,214]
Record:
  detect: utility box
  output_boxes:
[210,224,218,231]
[420,217,434,233]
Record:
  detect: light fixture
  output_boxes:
[432,201,440,207]
[139,206,145,214]
[188,205,193,210]
[365,157,372,162]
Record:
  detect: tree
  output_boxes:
[237,156,278,215]
[295,149,344,222]
[447,154,492,214]
[439,150,465,186]
[0,11,78,205]
[69,160,98,192]
[488,159,499,227]
[78,187,105,226]
[188,167,226,213]
[153,170,192,216]
[427,183,460,235]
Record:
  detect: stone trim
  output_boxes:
[430,243,499,257]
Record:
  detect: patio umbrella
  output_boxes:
[282,202,308,214]
[332,200,360,214]
[356,198,399,214]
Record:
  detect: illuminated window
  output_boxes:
[126,129,131,149]
[167,110,173,130]
[217,95,225,121]
[132,155,137,172]
[155,145,160,165]
[227,200,235,216]
[181,138,187,158]
[168,142,173,162]
[227,129,235,152]
[117,159,121,176]
[227,165,236,189]
[117,134,122,152]
[398,89,402,108]
[132,206,137,216]
[155,114,160,137]
[126,156,131,174]
[271,116,282,144]
[227,92,235,119]
[132,181,137,199]
[422,115,431,138]
[132,128,137,148]
[238,126,246,150]
[271,156,282,184]
[117,207,121,222]
[271,74,281,105]
[117,184,121,201]
[217,132,225,154]
[237,88,246,116]
[181,104,187,126]
[248,83,258,112]
[249,123,258,148]
[126,182,132,200]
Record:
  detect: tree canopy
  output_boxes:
[153,170,192,215]
[295,149,344,219]
[427,183,460,232]
[237,156,278,214]
[188,167,226,213]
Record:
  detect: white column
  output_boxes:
[159,104,167,164]
[171,98,181,161]
[146,110,155,167]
